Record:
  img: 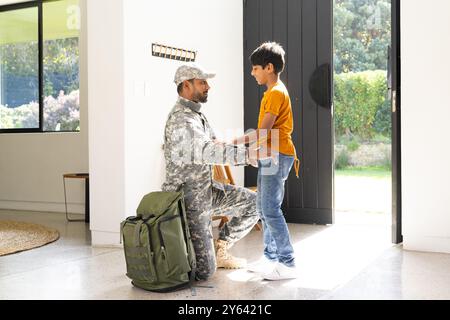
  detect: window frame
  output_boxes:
[0,0,80,134]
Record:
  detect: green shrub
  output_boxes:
[346,139,360,152]
[380,147,392,169]
[0,90,79,131]
[373,97,392,137]
[372,133,391,144]
[334,70,389,140]
[335,148,350,170]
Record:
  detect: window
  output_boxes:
[0,5,39,130]
[0,0,80,133]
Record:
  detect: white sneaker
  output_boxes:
[262,262,297,281]
[247,256,277,274]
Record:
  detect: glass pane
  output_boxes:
[43,0,80,132]
[0,6,39,130]
[333,0,392,226]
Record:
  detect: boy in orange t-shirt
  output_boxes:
[232,42,299,280]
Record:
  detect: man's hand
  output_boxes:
[212,139,226,147]
[248,142,279,165]
[230,136,247,146]
[230,129,258,146]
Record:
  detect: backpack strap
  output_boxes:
[176,182,186,193]
[120,221,125,244]
[134,220,144,247]
[177,197,198,293]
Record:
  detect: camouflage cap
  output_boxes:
[174,63,216,86]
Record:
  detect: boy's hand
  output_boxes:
[259,146,279,165]
[248,157,258,168]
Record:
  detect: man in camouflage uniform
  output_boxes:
[162,64,259,280]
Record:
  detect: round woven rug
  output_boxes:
[0,220,60,256]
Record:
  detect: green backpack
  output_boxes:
[120,190,196,292]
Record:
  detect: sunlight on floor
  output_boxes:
[226,214,393,292]
[288,222,392,290]
[335,175,392,214]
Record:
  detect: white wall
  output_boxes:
[87,0,125,245]
[0,0,89,215]
[402,0,450,253]
[88,0,244,246]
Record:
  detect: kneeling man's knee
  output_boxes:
[195,253,217,280]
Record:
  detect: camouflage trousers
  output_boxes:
[186,183,258,280]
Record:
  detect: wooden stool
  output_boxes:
[63,173,90,223]
[212,165,262,231]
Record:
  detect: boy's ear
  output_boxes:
[265,63,275,74]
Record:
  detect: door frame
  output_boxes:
[242,0,402,244]
[332,0,402,244]
[391,0,402,244]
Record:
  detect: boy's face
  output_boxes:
[251,64,273,86]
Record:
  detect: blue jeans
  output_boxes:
[257,153,295,267]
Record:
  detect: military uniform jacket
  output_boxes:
[162,97,249,222]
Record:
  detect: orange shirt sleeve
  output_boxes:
[263,89,285,116]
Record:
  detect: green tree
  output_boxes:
[1,38,79,97]
[334,0,391,73]
[334,70,388,139]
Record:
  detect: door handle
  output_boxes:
[392,90,397,113]
[387,46,392,97]
[309,63,331,109]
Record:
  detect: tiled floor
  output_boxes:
[1,209,450,300]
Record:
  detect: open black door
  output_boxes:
[244,0,334,225]
[391,0,402,244]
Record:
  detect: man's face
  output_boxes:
[251,64,270,85]
[187,79,210,103]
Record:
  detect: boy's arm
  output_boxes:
[231,113,277,145]
[257,112,277,139]
[231,132,256,145]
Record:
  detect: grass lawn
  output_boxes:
[335,166,391,179]
[335,166,392,215]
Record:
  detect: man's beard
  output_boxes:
[193,91,208,103]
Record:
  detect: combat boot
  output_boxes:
[215,239,247,269]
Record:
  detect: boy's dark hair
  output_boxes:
[250,42,285,74]
[177,79,194,94]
